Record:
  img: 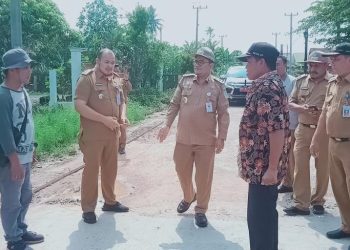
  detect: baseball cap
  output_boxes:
[2,48,33,70]
[195,47,215,62]
[321,42,350,56]
[238,42,279,62]
[304,50,329,63]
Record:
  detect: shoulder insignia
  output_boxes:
[81,68,94,76]
[213,76,224,84]
[295,74,307,81]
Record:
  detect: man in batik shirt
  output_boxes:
[237,42,291,250]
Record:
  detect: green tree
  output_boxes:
[147,5,162,38]
[77,0,119,60]
[298,0,350,46]
[0,0,81,91]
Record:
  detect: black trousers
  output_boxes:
[247,183,278,250]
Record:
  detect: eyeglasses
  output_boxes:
[193,60,210,66]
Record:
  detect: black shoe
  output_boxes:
[312,205,325,215]
[102,202,129,212]
[82,212,97,224]
[22,231,44,244]
[119,147,126,154]
[195,213,208,228]
[7,239,27,250]
[177,194,196,213]
[284,206,310,216]
[326,228,350,239]
[278,185,293,193]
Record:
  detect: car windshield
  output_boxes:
[226,67,247,78]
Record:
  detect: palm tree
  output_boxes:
[147,5,162,38]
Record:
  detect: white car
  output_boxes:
[224,66,252,104]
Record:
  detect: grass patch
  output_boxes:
[33,88,174,159]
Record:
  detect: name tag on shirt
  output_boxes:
[342,105,350,118]
[206,102,213,113]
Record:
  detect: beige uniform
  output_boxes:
[118,74,132,149]
[290,74,330,210]
[324,73,350,233]
[165,74,230,214]
[75,68,124,212]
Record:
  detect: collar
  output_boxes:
[94,67,113,82]
[193,74,212,84]
[307,72,331,83]
[336,72,350,84]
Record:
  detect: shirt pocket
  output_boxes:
[208,96,218,111]
[298,88,310,102]
[181,87,192,104]
[324,94,334,107]
[93,85,109,101]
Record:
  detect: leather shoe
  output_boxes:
[312,205,325,215]
[278,185,293,193]
[284,206,310,216]
[102,202,129,212]
[177,194,196,213]
[195,213,208,228]
[82,212,97,224]
[119,147,126,154]
[326,228,350,239]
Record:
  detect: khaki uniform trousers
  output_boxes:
[293,124,329,209]
[119,125,126,149]
[329,139,350,233]
[79,137,119,212]
[282,130,295,187]
[173,143,215,214]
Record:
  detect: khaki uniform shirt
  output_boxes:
[323,73,350,138]
[290,74,331,125]
[117,73,132,104]
[165,74,230,146]
[75,68,124,140]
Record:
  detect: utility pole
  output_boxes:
[193,4,207,49]
[10,0,23,48]
[159,25,163,42]
[303,29,309,74]
[219,34,227,47]
[272,32,280,48]
[285,12,298,65]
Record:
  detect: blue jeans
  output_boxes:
[0,163,32,242]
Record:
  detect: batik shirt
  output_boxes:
[238,71,290,184]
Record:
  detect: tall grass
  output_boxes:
[33,88,174,158]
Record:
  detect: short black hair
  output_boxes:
[277,55,288,65]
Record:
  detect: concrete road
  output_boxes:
[0,107,349,250]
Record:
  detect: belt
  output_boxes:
[331,137,350,142]
[300,123,317,129]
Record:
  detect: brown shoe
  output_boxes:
[177,194,196,213]
[102,202,129,212]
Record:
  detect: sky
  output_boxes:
[52,0,320,53]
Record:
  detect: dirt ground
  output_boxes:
[10,106,349,250]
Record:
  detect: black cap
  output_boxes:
[238,42,280,62]
[322,42,350,56]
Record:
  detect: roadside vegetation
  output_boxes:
[33,88,174,159]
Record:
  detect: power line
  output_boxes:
[193,4,207,49]
[284,12,298,64]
